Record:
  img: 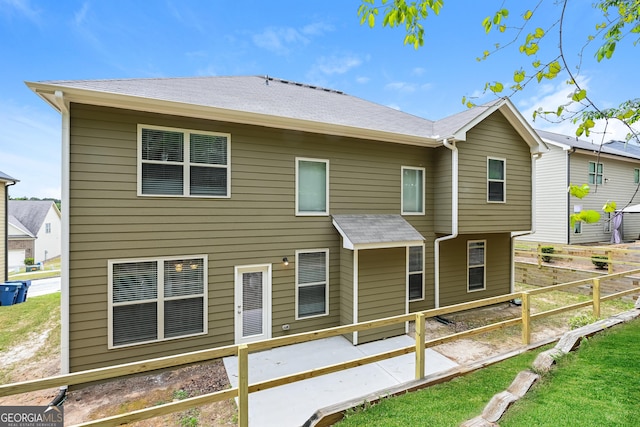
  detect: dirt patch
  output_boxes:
[64,360,236,426]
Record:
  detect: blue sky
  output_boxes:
[1,0,637,198]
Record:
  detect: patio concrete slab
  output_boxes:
[223,334,458,426]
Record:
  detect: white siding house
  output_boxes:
[519,130,640,244]
[8,200,61,264]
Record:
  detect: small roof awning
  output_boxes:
[332,214,425,250]
[620,204,640,213]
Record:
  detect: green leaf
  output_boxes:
[514,70,525,83]
[482,16,492,33]
[523,10,533,20]
[572,89,587,102]
[569,183,590,199]
[368,13,375,28]
[556,105,564,116]
[579,210,601,224]
[603,201,617,213]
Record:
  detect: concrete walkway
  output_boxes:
[223,334,458,427]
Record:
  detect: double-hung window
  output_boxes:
[45,223,51,234]
[296,158,329,215]
[408,246,424,301]
[139,125,230,197]
[402,166,425,214]
[588,162,603,185]
[487,158,506,202]
[634,168,639,184]
[296,249,328,319]
[467,240,486,292]
[108,255,207,348]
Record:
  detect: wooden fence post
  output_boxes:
[593,278,601,319]
[521,292,531,345]
[415,313,425,380]
[537,243,542,269]
[607,250,613,274]
[238,344,249,427]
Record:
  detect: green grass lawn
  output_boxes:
[8,256,61,281]
[337,344,552,427]
[0,293,61,383]
[501,319,640,427]
[338,319,639,427]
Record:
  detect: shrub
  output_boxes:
[24,257,34,266]
[591,255,608,269]
[569,313,598,329]
[541,246,555,262]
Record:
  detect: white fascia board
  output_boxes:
[27,82,441,148]
[542,138,572,151]
[353,240,424,250]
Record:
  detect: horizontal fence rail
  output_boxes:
[1,270,639,427]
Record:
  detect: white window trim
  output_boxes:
[634,168,639,184]
[401,166,426,215]
[407,245,425,302]
[487,157,506,203]
[295,157,329,216]
[137,124,231,198]
[588,161,603,185]
[107,254,208,349]
[467,240,486,292]
[295,248,329,320]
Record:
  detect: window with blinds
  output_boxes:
[296,158,329,215]
[467,240,486,292]
[408,246,424,301]
[139,125,230,197]
[109,256,207,348]
[296,249,328,318]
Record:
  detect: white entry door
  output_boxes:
[234,264,272,344]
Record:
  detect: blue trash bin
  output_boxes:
[6,280,31,303]
[0,283,21,306]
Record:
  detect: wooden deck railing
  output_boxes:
[1,269,639,427]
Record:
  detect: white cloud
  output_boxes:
[315,54,362,75]
[387,103,401,111]
[74,1,89,26]
[253,26,309,55]
[301,22,333,36]
[0,0,41,22]
[0,103,61,198]
[519,77,638,142]
[385,81,416,93]
[356,76,370,84]
[412,67,426,76]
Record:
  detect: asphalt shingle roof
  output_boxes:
[332,214,424,246]
[0,170,18,182]
[38,75,438,140]
[537,129,640,161]
[8,200,56,236]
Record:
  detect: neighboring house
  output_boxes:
[519,129,640,244]
[1,171,19,281]
[27,76,545,373]
[8,200,62,265]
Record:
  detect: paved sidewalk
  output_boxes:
[223,334,458,427]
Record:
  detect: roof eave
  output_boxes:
[26,82,441,148]
[446,98,548,155]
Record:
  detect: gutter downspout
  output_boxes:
[4,180,17,282]
[434,139,458,308]
[566,148,576,244]
[54,91,70,376]
[510,153,541,293]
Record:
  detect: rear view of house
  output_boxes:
[27,76,545,373]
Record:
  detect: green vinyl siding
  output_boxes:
[433,146,453,234]
[438,233,511,307]
[457,112,532,233]
[339,247,354,327]
[67,103,433,371]
[357,248,406,344]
